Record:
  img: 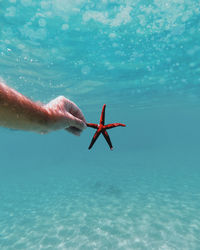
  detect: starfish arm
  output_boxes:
[104,123,126,129]
[100,104,106,125]
[87,123,98,129]
[102,130,113,150]
[88,130,101,149]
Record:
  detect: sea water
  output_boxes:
[0,0,200,249]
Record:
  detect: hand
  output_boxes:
[44,96,87,136]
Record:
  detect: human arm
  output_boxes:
[0,81,86,135]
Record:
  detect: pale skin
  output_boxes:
[0,81,87,135]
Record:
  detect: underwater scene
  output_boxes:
[0,0,200,249]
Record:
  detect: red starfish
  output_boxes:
[87,104,126,150]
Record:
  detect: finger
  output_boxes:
[67,113,87,131]
[64,99,86,123]
[65,127,82,136]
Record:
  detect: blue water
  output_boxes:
[1,0,200,249]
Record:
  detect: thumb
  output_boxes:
[66,113,87,131]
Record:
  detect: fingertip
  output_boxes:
[65,127,82,136]
[83,122,87,130]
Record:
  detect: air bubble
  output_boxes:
[17,44,25,50]
[21,0,32,6]
[109,33,116,38]
[38,19,46,27]
[61,24,69,30]
[81,66,90,75]
[5,7,16,17]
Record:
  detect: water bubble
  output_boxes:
[136,28,144,34]
[109,32,116,38]
[5,40,10,45]
[17,44,25,50]
[189,62,195,68]
[115,50,125,56]
[112,43,118,48]
[79,60,84,65]
[81,66,90,75]
[38,19,46,27]
[41,1,50,9]
[21,0,32,6]
[104,61,114,70]
[5,7,16,17]
[51,48,58,54]
[61,24,69,30]
[138,15,146,26]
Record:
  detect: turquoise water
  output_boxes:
[1,0,200,249]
